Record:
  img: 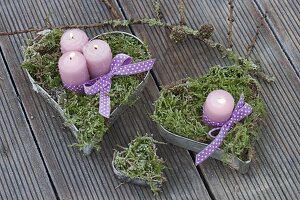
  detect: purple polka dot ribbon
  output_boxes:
[64,53,155,118]
[195,95,253,166]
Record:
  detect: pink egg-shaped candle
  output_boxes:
[58,51,90,85]
[60,29,89,53]
[83,39,112,78]
[203,90,235,123]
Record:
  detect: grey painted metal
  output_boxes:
[112,155,162,189]
[157,124,251,174]
[26,31,150,155]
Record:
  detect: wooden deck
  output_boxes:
[0,0,299,199]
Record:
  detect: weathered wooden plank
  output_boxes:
[255,0,300,77]
[0,53,56,199]
[0,0,211,199]
[117,0,300,199]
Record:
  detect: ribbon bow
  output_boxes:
[195,95,253,166]
[64,54,155,118]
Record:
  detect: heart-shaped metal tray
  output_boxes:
[25,31,150,155]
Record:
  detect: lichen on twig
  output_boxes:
[0,18,213,44]
[200,38,274,82]
[102,0,121,19]
[0,22,110,36]
[178,0,186,25]
[227,0,234,48]
[153,0,163,21]
[246,12,267,58]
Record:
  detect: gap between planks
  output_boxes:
[0,46,60,200]
[253,0,300,78]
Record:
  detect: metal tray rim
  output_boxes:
[157,124,251,174]
[111,154,162,188]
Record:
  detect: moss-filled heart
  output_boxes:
[112,135,165,194]
[152,65,266,163]
[22,29,151,152]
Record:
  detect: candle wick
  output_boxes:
[93,45,98,50]
[217,97,226,104]
[69,52,75,60]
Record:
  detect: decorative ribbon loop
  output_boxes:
[64,53,155,118]
[207,127,221,138]
[195,95,253,166]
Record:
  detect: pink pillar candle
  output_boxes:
[203,90,235,123]
[83,39,112,78]
[60,29,89,53]
[58,51,90,85]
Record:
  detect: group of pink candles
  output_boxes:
[58,29,113,85]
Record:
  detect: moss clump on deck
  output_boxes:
[113,135,165,194]
[152,65,266,160]
[22,29,151,150]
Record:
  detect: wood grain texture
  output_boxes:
[0,0,211,199]
[117,0,300,199]
[255,0,300,77]
[0,54,56,199]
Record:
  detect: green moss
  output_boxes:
[113,135,165,194]
[22,29,63,91]
[152,65,266,160]
[22,29,151,151]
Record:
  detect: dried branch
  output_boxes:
[0,19,213,42]
[227,0,234,48]
[44,14,53,28]
[153,0,163,21]
[199,38,274,82]
[0,22,110,36]
[0,2,272,82]
[102,0,121,19]
[178,0,186,25]
[246,12,267,58]
[169,23,213,42]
